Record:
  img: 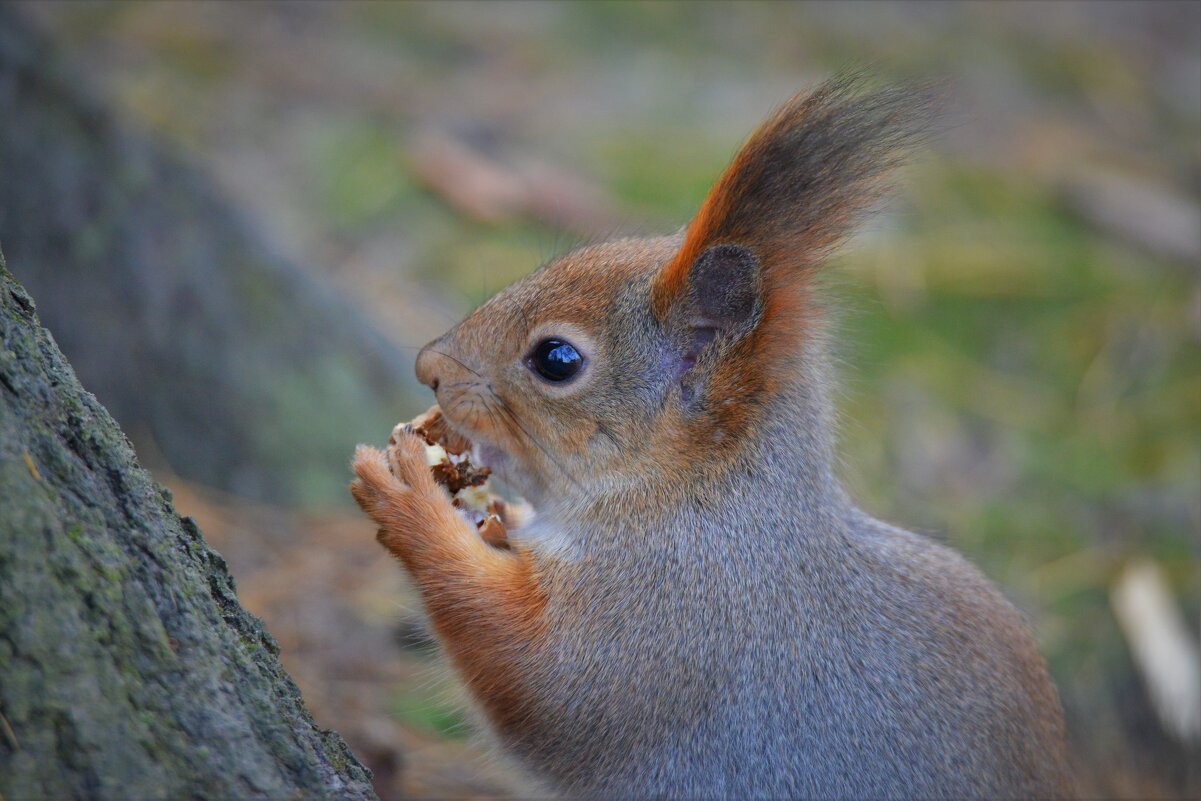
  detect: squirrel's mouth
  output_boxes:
[435,397,545,507]
[435,405,495,459]
[428,404,514,488]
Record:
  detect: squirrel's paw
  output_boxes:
[350,437,451,556]
[384,426,439,489]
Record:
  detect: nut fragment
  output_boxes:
[401,405,472,454]
[399,405,508,548]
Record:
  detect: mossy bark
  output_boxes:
[0,253,376,799]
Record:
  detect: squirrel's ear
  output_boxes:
[688,243,761,336]
[652,75,930,348]
[668,243,763,384]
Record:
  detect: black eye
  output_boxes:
[526,338,584,383]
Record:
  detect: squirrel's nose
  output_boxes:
[415,343,441,392]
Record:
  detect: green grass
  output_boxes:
[390,684,470,740]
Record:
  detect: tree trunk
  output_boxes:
[0,8,422,506]
[0,252,376,799]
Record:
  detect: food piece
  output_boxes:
[403,405,472,455]
[395,406,509,548]
[477,514,507,549]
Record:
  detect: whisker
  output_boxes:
[427,349,485,380]
[503,296,534,339]
[486,393,583,492]
[429,349,583,491]
[447,394,479,430]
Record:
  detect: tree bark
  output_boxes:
[0,252,376,799]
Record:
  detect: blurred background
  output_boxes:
[1,1,1197,798]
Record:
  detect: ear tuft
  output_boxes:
[652,73,935,322]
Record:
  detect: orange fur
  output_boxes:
[350,437,547,736]
[650,142,757,318]
[650,88,831,318]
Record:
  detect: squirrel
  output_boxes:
[351,76,1074,799]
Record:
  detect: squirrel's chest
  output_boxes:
[536,541,801,664]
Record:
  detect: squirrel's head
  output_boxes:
[414,76,929,508]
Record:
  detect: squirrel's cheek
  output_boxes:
[474,443,538,502]
[474,442,507,473]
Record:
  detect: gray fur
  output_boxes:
[498,336,1071,799]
